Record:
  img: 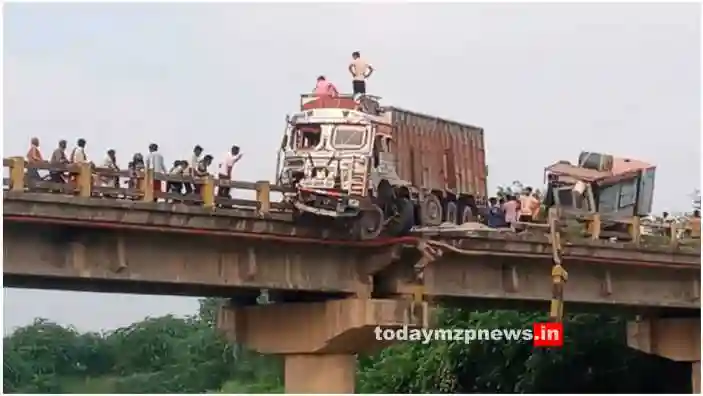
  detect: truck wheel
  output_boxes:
[445,201,457,224]
[352,204,384,240]
[420,194,443,226]
[386,197,415,236]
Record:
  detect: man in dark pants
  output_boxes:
[348,51,374,96]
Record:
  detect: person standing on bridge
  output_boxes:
[168,160,187,197]
[70,138,88,164]
[518,187,540,223]
[502,195,519,229]
[49,139,68,186]
[217,145,242,199]
[188,145,203,196]
[26,137,43,182]
[486,197,506,228]
[193,154,213,195]
[126,153,145,193]
[101,149,120,189]
[67,138,89,187]
[348,51,374,96]
[146,143,167,202]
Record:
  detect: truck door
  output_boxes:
[370,135,405,194]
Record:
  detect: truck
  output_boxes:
[275,93,488,240]
[543,152,656,221]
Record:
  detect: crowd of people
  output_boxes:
[24,137,243,200]
[484,188,543,229]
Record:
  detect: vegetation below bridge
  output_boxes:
[3,297,693,394]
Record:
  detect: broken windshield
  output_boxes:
[291,124,323,151]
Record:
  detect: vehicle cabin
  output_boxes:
[278,94,393,197]
[289,95,391,151]
[543,152,656,219]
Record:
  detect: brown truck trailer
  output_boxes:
[381,107,488,224]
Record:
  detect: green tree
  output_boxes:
[3,292,693,392]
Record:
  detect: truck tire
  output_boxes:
[386,197,414,236]
[352,204,385,240]
[445,201,457,224]
[420,194,443,226]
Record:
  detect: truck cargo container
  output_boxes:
[275,94,488,240]
[382,106,488,223]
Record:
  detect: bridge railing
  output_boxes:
[514,208,700,248]
[2,157,291,216]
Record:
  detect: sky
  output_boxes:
[3,2,700,334]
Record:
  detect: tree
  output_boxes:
[496,181,542,200]
[692,189,700,211]
[4,254,695,395]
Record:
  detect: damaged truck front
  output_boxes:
[276,93,488,240]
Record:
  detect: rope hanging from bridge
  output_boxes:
[547,208,568,322]
[418,209,570,322]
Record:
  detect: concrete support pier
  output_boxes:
[627,317,701,393]
[284,354,356,393]
[218,298,429,393]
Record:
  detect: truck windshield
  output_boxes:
[293,124,322,150]
[331,125,367,149]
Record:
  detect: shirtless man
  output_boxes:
[348,51,374,96]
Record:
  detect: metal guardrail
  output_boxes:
[514,208,700,249]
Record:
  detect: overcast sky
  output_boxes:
[3,3,700,334]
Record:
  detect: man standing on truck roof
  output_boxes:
[349,51,374,96]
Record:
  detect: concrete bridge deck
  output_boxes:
[4,191,699,312]
[3,159,701,393]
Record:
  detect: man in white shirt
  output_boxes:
[186,145,204,196]
[217,145,243,198]
[190,145,203,176]
[101,149,119,188]
[145,143,167,201]
[70,138,88,164]
[68,138,89,187]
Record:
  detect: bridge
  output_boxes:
[3,157,701,393]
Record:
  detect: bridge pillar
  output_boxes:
[627,317,701,393]
[284,354,356,393]
[218,298,429,394]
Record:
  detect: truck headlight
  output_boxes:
[348,199,359,207]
